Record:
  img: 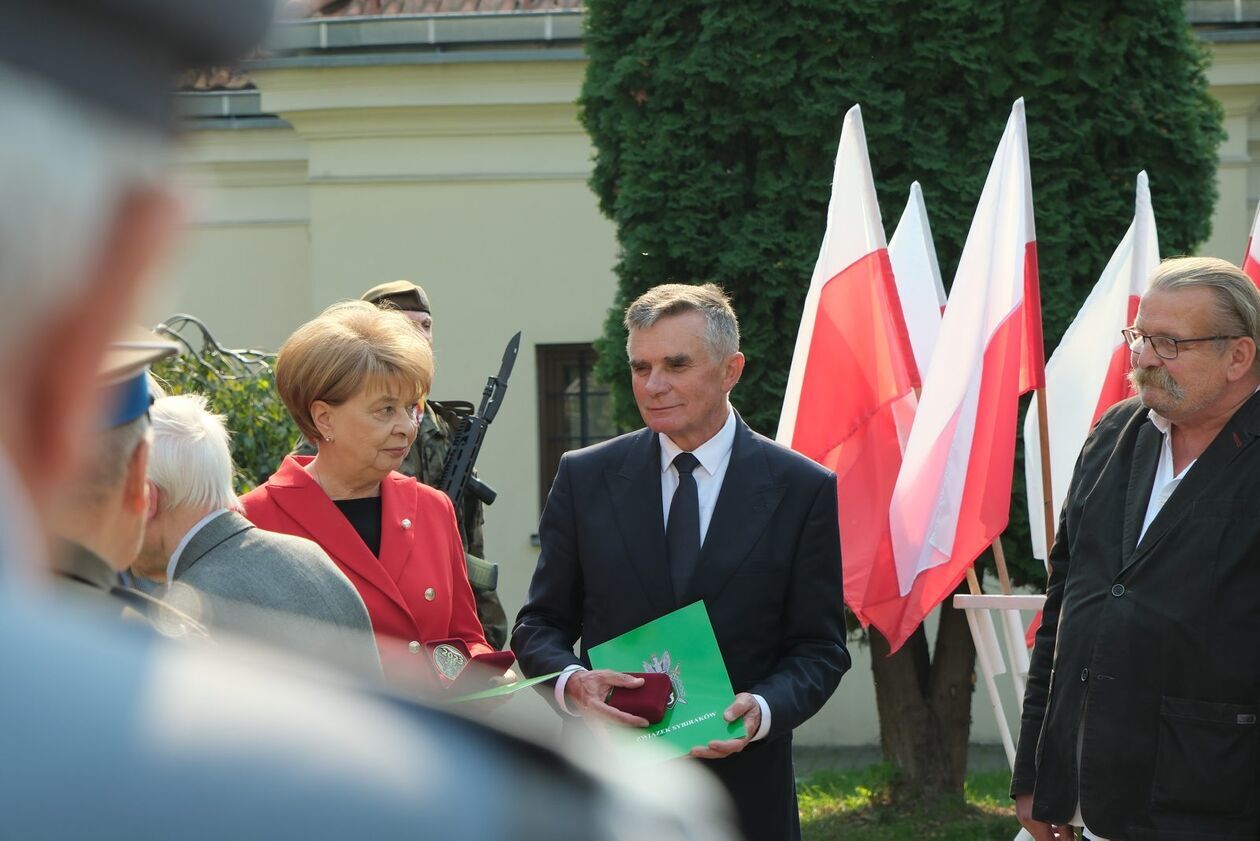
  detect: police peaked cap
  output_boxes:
[99,326,179,428]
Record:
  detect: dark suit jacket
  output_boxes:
[241,455,490,684]
[1014,393,1260,840]
[170,510,381,677]
[513,416,849,841]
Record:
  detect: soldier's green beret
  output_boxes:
[361,280,431,315]
[0,0,275,132]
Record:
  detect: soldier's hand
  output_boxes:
[564,669,650,727]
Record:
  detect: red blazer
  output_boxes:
[240,455,490,682]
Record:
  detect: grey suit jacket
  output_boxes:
[170,511,381,677]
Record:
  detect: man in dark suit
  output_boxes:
[1014,257,1260,841]
[513,283,850,841]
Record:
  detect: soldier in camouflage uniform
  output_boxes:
[360,281,507,649]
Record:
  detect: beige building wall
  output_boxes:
[158,20,1257,749]
[1201,36,1260,261]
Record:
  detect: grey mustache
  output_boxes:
[1129,367,1184,399]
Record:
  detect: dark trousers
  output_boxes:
[700,734,798,841]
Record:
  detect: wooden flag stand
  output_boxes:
[953,384,1053,771]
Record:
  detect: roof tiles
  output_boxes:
[290,0,580,15]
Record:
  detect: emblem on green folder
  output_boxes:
[643,652,686,708]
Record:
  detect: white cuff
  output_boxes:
[554,664,586,716]
[749,694,771,741]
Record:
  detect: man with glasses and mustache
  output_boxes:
[1013,257,1260,840]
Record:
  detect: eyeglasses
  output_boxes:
[1121,327,1244,360]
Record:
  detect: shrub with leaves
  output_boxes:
[150,316,297,494]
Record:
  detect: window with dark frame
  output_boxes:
[536,343,623,508]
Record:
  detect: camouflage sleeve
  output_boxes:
[460,483,485,559]
[398,435,426,484]
[474,587,508,651]
[420,402,505,649]
[415,404,486,556]
[412,411,444,485]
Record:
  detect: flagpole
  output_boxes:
[990,538,1013,595]
[1035,385,1056,557]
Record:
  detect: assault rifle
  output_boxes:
[437,331,521,511]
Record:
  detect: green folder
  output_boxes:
[588,601,743,759]
[446,670,561,703]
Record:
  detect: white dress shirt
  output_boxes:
[556,408,772,741]
[657,408,737,539]
[166,509,230,586]
[1136,409,1194,544]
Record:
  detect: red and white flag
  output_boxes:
[1244,198,1260,286]
[1024,172,1158,561]
[888,181,948,378]
[876,99,1044,652]
[776,105,919,632]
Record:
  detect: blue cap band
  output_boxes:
[103,371,151,429]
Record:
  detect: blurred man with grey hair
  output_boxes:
[0,3,732,840]
[1015,257,1260,840]
[136,392,380,675]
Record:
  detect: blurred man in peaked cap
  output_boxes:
[45,328,210,637]
[0,3,733,839]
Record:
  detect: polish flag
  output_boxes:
[876,99,1044,652]
[888,181,949,378]
[1244,199,1260,286]
[1024,172,1159,561]
[776,105,919,632]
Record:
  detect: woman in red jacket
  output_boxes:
[241,300,497,689]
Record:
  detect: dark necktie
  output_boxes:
[666,452,701,599]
